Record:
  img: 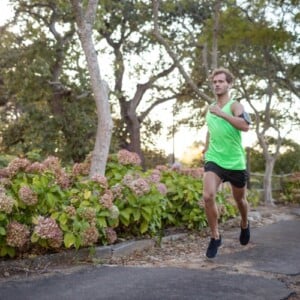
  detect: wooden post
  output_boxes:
[246,147,251,189]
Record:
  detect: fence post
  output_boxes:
[246,147,251,189]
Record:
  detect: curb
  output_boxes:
[0,233,188,276]
[2,206,299,277]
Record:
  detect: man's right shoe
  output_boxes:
[240,221,250,245]
[206,236,222,258]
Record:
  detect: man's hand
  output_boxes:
[209,104,225,117]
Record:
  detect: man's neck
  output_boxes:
[216,94,230,106]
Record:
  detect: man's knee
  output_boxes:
[203,192,215,205]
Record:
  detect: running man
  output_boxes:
[202,67,251,258]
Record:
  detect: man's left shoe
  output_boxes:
[206,236,222,258]
[240,221,250,245]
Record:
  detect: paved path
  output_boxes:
[0,265,292,300]
[0,216,299,300]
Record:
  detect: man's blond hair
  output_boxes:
[209,67,234,84]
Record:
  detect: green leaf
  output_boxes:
[84,190,91,199]
[73,220,84,231]
[140,220,149,234]
[0,226,6,235]
[51,211,59,220]
[141,206,152,221]
[31,232,39,243]
[64,232,76,248]
[133,209,141,221]
[97,216,107,227]
[46,193,56,208]
[6,247,16,258]
[0,246,15,258]
[119,207,132,222]
[79,200,91,207]
[119,207,133,226]
[58,213,68,225]
[98,210,111,217]
[0,213,7,221]
[33,174,48,189]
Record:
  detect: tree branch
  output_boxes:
[151,0,213,104]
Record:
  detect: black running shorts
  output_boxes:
[204,161,248,188]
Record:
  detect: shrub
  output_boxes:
[0,152,241,258]
[280,172,300,204]
[159,168,238,230]
[0,156,117,257]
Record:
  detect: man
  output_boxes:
[202,67,251,258]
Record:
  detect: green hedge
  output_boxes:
[0,152,239,258]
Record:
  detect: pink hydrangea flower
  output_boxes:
[72,162,90,177]
[25,162,46,173]
[117,149,141,166]
[91,174,108,189]
[122,174,135,187]
[105,227,117,245]
[129,178,150,196]
[34,216,63,248]
[81,226,99,246]
[100,190,114,209]
[179,167,204,178]
[7,158,31,176]
[0,177,10,186]
[42,156,61,172]
[0,188,14,214]
[111,184,123,200]
[0,168,10,178]
[6,221,30,249]
[18,186,38,206]
[155,165,169,171]
[65,205,76,217]
[56,170,71,189]
[148,169,161,183]
[156,183,168,196]
[79,207,97,225]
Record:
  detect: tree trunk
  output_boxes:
[263,158,275,206]
[126,111,144,166]
[211,0,221,70]
[89,80,112,176]
[70,0,113,176]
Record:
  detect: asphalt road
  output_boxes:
[0,217,299,300]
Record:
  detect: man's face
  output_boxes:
[212,73,231,96]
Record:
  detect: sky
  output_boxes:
[0,0,12,26]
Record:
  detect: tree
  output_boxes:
[93,0,175,166]
[0,0,97,162]
[70,0,113,176]
[151,0,223,134]
[94,0,217,167]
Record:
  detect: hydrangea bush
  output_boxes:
[0,150,238,258]
[157,166,209,230]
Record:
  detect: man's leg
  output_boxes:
[202,171,222,258]
[231,185,250,245]
[231,185,248,228]
[203,171,222,239]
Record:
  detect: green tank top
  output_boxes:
[205,99,246,170]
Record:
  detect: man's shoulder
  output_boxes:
[230,99,244,115]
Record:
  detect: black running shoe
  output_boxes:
[240,222,250,245]
[206,236,222,258]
